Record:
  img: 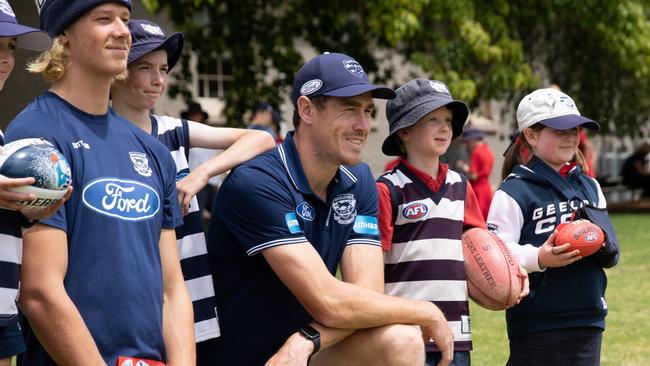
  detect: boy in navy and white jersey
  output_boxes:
[0,3,57,365]
[377,79,505,366]
[110,18,275,344]
[199,53,456,366]
[5,1,193,365]
[487,88,619,366]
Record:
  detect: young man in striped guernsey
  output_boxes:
[111,19,275,345]
[376,79,486,366]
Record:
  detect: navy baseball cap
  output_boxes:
[291,52,395,105]
[0,0,51,51]
[382,78,469,156]
[36,0,132,37]
[127,19,183,71]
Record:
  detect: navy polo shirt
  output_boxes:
[201,132,380,366]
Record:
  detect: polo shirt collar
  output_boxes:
[278,132,358,195]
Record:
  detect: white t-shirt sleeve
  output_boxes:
[487,190,543,272]
[590,177,607,209]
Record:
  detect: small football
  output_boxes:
[554,220,605,258]
[462,228,522,311]
[0,138,72,208]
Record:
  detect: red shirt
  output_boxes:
[377,158,486,251]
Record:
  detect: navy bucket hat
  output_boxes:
[36,0,132,37]
[291,52,395,105]
[0,0,51,51]
[127,19,183,72]
[382,78,469,156]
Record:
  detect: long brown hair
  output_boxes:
[501,125,588,180]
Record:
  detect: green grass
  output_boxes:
[471,213,650,366]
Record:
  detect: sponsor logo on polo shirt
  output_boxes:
[353,215,378,235]
[296,201,315,222]
[285,212,302,234]
[82,178,160,221]
[332,193,356,225]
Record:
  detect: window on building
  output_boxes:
[197,53,233,99]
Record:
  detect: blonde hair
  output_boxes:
[27,37,128,82]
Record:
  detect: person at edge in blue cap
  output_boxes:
[111,18,275,347]
[248,102,283,144]
[198,52,455,366]
[5,1,193,365]
[0,2,71,366]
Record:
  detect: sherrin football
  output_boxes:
[554,220,605,258]
[0,138,72,208]
[462,228,522,311]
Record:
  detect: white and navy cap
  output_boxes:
[127,19,183,72]
[291,52,395,105]
[0,0,51,51]
[36,0,132,37]
[517,88,599,131]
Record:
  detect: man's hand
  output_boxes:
[538,230,581,268]
[420,303,454,366]
[266,332,314,366]
[20,186,73,222]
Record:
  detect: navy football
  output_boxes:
[0,138,71,208]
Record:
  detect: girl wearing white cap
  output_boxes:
[110,18,274,346]
[487,88,619,366]
[4,1,193,365]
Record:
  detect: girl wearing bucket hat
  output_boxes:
[4,2,194,365]
[111,18,275,346]
[487,88,619,366]
[0,3,65,365]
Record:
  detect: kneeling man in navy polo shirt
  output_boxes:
[199,52,455,366]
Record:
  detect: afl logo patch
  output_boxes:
[402,202,428,220]
[296,201,315,222]
[342,60,365,79]
[300,79,323,96]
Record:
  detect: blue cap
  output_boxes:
[255,102,281,126]
[0,0,51,51]
[36,0,132,36]
[127,19,183,72]
[291,52,395,105]
[461,128,485,142]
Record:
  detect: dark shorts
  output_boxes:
[426,351,471,366]
[507,327,602,366]
[0,322,25,359]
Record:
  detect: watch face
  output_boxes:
[300,325,320,339]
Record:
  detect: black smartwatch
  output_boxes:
[299,325,321,356]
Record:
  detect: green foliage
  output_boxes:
[144,0,650,133]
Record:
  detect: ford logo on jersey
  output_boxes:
[402,202,428,220]
[82,178,160,221]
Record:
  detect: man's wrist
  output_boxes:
[298,325,321,356]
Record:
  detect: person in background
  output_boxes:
[621,142,650,198]
[460,128,494,220]
[248,101,283,144]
